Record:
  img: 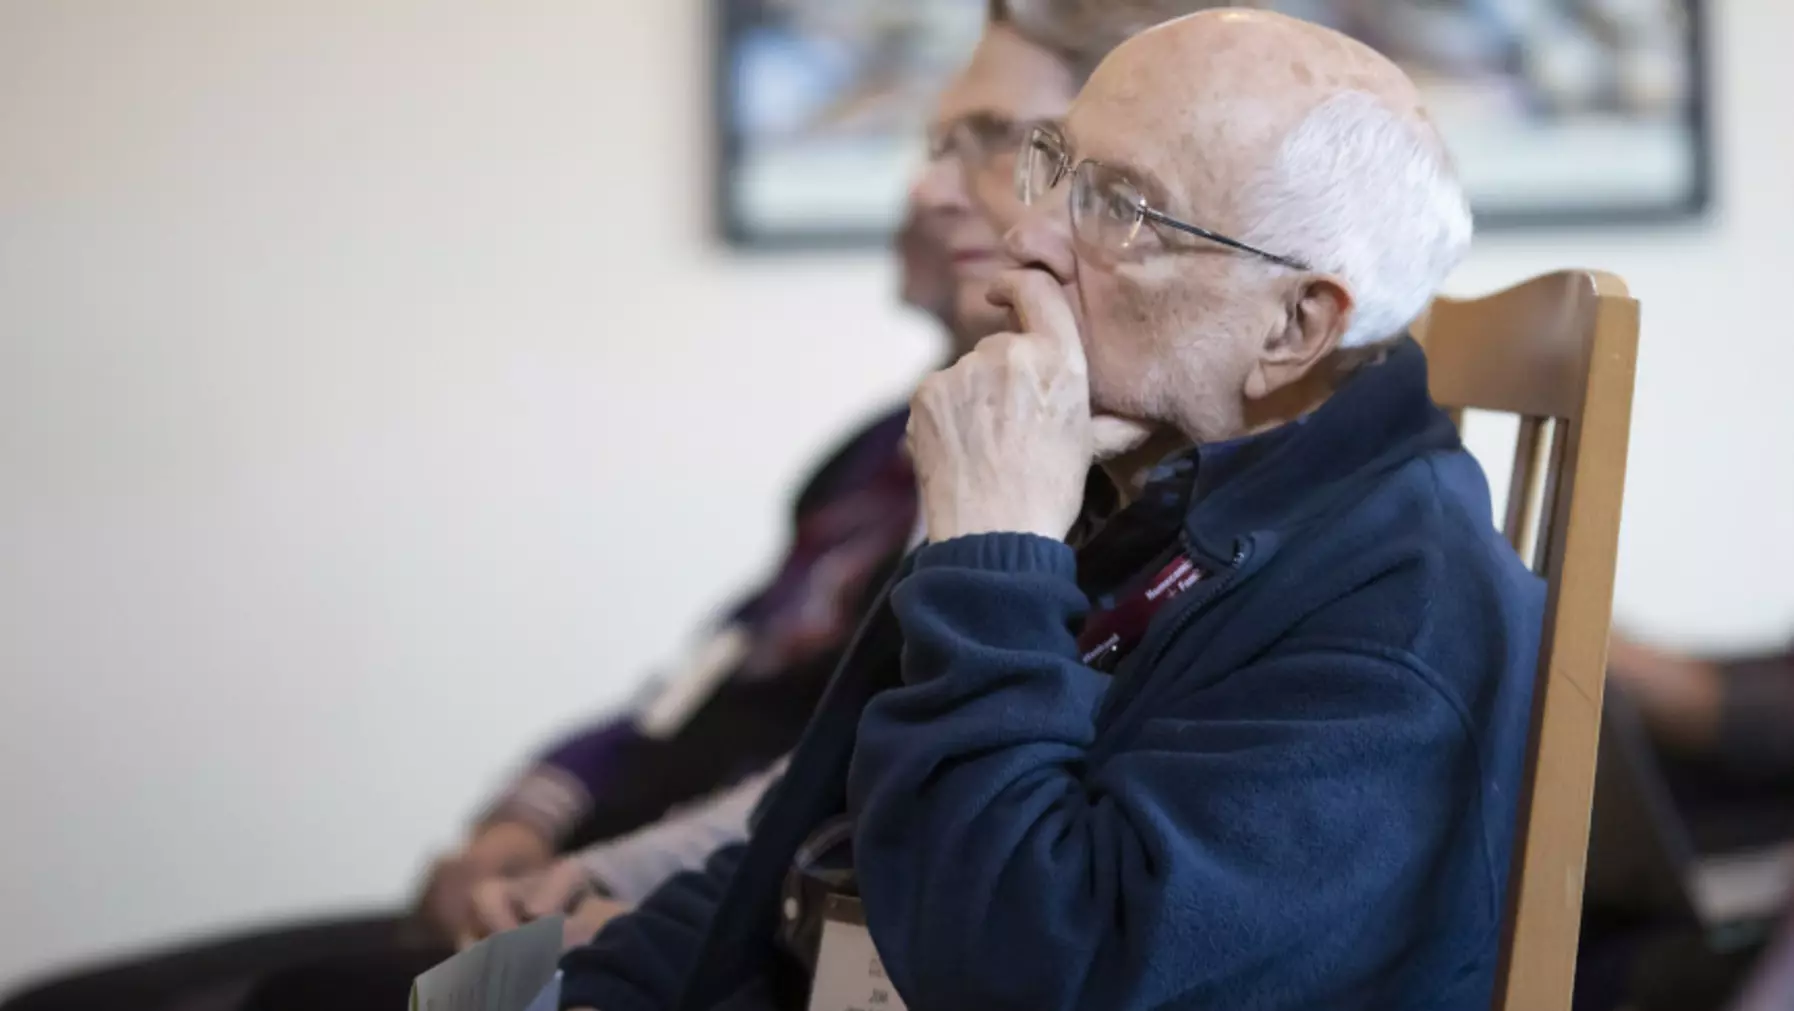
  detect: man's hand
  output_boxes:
[909,270,1150,543]
[414,820,554,944]
[460,856,601,948]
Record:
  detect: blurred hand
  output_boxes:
[414,820,554,944]
[462,819,556,875]
[1608,632,1724,755]
[461,856,603,948]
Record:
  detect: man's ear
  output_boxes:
[1243,275,1353,401]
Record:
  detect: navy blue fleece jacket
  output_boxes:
[559,338,1544,1011]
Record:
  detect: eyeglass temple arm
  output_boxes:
[1141,208,1311,271]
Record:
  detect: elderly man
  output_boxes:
[562,9,1539,1011]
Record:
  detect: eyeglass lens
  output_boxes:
[1072,162,1148,251]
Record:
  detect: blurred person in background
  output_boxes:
[232,4,1250,1009]
[559,7,1549,1011]
[8,2,1269,1006]
[1607,632,1794,782]
[1576,632,1794,1011]
[0,164,955,1011]
[234,759,797,1011]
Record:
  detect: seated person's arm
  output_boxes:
[465,759,787,946]
[849,535,1480,1011]
[1714,649,1794,780]
[478,718,641,848]
[578,757,787,904]
[415,818,555,943]
[414,720,635,942]
[1610,634,1794,780]
[426,710,705,943]
[559,842,745,1011]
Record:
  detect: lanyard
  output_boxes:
[1076,549,1207,673]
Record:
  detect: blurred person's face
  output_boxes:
[910,24,1079,356]
[896,204,957,337]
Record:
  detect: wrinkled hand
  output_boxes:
[460,857,600,948]
[908,270,1151,543]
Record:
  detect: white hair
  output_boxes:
[1238,90,1473,349]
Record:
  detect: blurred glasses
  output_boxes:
[926,113,1044,180]
[1016,124,1310,269]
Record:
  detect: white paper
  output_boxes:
[520,971,561,1011]
[634,625,751,739]
[807,899,907,1011]
[410,916,565,1011]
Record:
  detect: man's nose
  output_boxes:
[910,156,971,216]
[1003,201,1076,285]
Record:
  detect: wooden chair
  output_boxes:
[1412,270,1641,1011]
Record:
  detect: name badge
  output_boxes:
[634,625,751,740]
[807,895,907,1011]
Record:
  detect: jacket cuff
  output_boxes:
[913,532,1076,578]
[477,765,592,845]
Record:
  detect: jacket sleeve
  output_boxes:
[558,842,745,1011]
[847,533,1481,1011]
[479,719,637,845]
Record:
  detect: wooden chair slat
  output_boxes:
[1416,270,1639,1011]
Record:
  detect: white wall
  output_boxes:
[0,0,1788,991]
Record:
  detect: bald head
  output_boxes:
[1089,10,1435,210]
[999,0,1270,79]
[1061,8,1470,350]
[1131,8,1421,102]
[999,6,1469,446]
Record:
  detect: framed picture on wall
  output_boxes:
[713,0,986,249]
[713,0,1712,249]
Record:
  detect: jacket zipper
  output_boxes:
[1096,535,1254,727]
[1145,535,1252,670]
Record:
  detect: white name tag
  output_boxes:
[807,895,907,1011]
[633,625,751,740]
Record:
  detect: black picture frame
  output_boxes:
[712,0,1713,250]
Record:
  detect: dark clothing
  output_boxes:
[1714,650,1794,784]
[235,947,452,1011]
[486,407,918,849]
[0,916,416,1011]
[560,338,1545,1011]
[2,408,916,1011]
[1576,651,1794,1011]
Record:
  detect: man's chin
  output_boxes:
[1090,415,1159,462]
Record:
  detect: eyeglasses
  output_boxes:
[926,113,1041,174]
[1015,124,1310,269]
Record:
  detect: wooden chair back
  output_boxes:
[1412,270,1640,1011]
